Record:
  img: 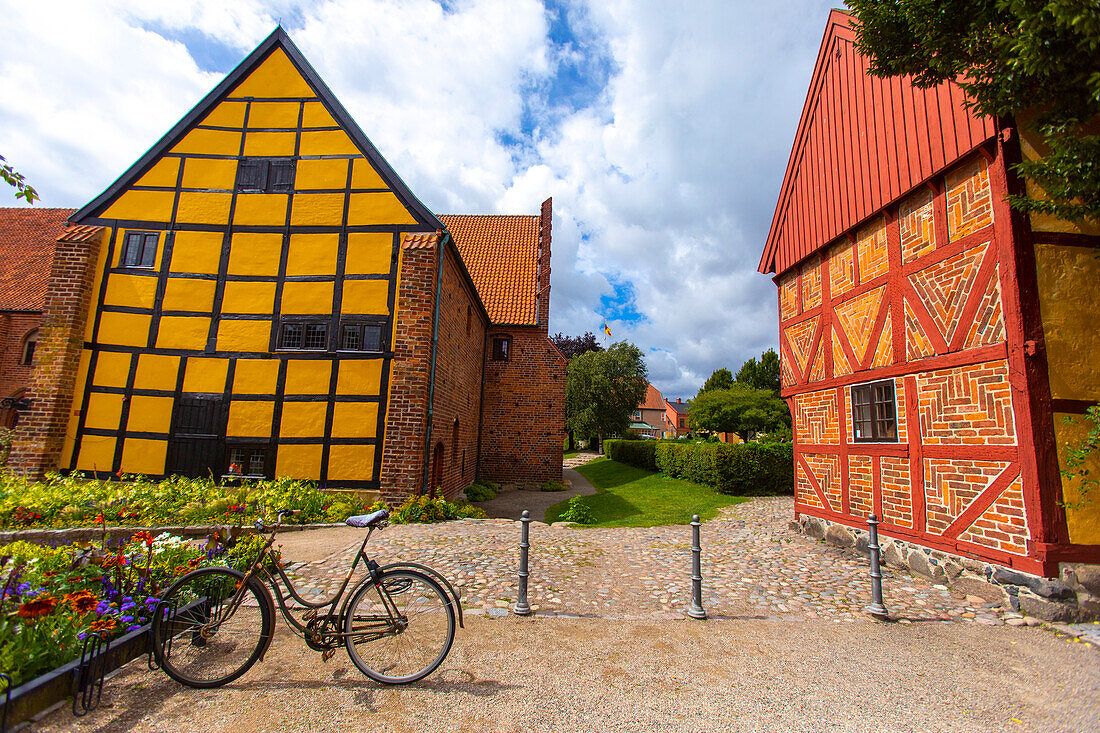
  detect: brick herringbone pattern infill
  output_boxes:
[917,361,1016,445]
[809,341,826,382]
[905,300,937,361]
[909,242,988,345]
[801,261,822,310]
[881,455,912,529]
[870,313,893,369]
[832,333,852,377]
[962,264,1006,348]
[946,156,994,241]
[856,215,889,281]
[779,272,799,320]
[958,475,1028,554]
[828,240,856,298]
[899,187,936,264]
[924,458,1012,537]
[794,390,839,445]
[834,286,884,364]
[805,452,841,511]
[784,316,819,375]
[796,461,825,508]
[848,455,873,517]
[781,349,797,387]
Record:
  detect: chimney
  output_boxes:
[536,197,552,331]
[676,398,681,403]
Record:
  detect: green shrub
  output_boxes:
[390,489,487,524]
[559,496,596,524]
[605,439,657,471]
[540,480,567,492]
[655,441,793,495]
[464,481,498,502]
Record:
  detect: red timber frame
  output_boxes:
[776,138,1091,577]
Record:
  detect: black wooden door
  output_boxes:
[166,396,224,478]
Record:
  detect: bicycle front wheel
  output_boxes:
[152,567,273,688]
[343,569,455,684]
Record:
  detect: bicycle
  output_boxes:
[150,508,463,687]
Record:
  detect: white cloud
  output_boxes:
[0,0,838,398]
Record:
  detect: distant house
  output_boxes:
[630,382,664,437]
[664,398,691,438]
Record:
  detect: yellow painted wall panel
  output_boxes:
[345,233,393,274]
[84,393,124,430]
[170,231,224,274]
[281,281,333,314]
[221,281,276,314]
[295,158,349,190]
[243,132,297,157]
[248,102,300,128]
[1020,126,1100,236]
[201,101,247,128]
[216,320,272,353]
[280,402,328,438]
[233,194,289,226]
[284,360,331,395]
[290,193,344,226]
[301,102,336,127]
[233,359,280,394]
[162,278,216,313]
[336,360,383,396]
[347,193,416,226]
[103,274,158,309]
[230,49,315,98]
[299,130,359,156]
[135,158,180,188]
[83,233,111,341]
[341,280,389,315]
[1056,413,1100,544]
[327,445,375,481]
[175,192,233,225]
[171,128,241,155]
[228,233,283,276]
[286,233,338,275]
[1035,244,1100,402]
[275,444,322,479]
[156,316,210,351]
[227,401,275,438]
[93,351,132,388]
[98,312,152,347]
[351,157,387,189]
[134,354,180,390]
[61,410,81,469]
[102,190,174,222]
[76,436,117,473]
[67,351,93,445]
[182,358,228,393]
[126,396,174,433]
[181,158,237,190]
[331,403,378,438]
[121,439,167,476]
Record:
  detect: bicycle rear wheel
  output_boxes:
[343,569,455,684]
[152,567,273,688]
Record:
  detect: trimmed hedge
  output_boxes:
[604,439,657,471]
[606,440,793,495]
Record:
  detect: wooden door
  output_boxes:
[166,396,224,478]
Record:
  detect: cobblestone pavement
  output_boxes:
[282,496,1025,626]
[562,451,602,469]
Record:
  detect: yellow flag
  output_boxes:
[603,321,612,337]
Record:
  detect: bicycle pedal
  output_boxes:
[322,648,336,663]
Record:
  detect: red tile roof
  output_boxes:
[0,208,75,310]
[440,214,539,325]
[401,231,442,249]
[641,382,665,411]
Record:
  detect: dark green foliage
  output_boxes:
[700,368,735,393]
[653,441,794,496]
[464,481,498,502]
[848,0,1100,224]
[559,495,596,524]
[566,341,649,443]
[604,439,657,471]
[734,349,781,392]
[689,384,790,442]
[540,480,568,492]
[550,331,604,360]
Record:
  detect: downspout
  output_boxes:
[475,319,488,483]
[421,232,449,494]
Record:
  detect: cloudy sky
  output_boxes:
[0,0,839,398]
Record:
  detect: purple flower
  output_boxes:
[120,603,136,613]
[16,582,31,596]
[126,624,141,632]
[120,615,134,623]
[96,600,111,614]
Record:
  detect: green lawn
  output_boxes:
[563,451,579,460]
[548,458,747,527]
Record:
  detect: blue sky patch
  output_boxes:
[139,22,243,74]
[600,275,644,324]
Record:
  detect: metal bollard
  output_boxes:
[866,514,889,620]
[513,509,532,616]
[687,514,707,619]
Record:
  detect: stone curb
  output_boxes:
[1,522,346,546]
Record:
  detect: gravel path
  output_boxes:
[31,616,1100,732]
[475,468,597,521]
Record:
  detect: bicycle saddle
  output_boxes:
[345,509,390,528]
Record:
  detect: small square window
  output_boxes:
[303,324,328,350]
[121,231,158,268]
[228,445,267,478]
[279,323,303,349]
[851,380,897,442]
[338,321,385,352]
[492,337,511,361]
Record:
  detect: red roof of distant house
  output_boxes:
[641,382,665,411]
[440,214,539,325]
[0,208,75,310]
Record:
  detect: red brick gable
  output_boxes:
[0,208,74,310]
[440,214,539,325]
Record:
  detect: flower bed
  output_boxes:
[0,472,374,530]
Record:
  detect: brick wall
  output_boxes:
[427,250,487,499]
[9,231,103,477]
[0,312,41,427]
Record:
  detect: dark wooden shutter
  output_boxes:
[236,159,268,191]
[269,160,296,192]
[166,396,224,478]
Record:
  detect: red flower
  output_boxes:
[94,513,105,525]
[131,531,155,546]
[65,590,99,614]
[17,594,59,620]
[88,617,116,634]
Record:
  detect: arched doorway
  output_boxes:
[430,441,444,492]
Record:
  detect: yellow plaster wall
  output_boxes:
[1035,244,1100,402]
[175,192,233,225]
[102,191,174,222]
[279,402,327,438]
[126,396,174,433]
[348,193,417,226]
[221,281,276,314]
[162,279,216,313]
[83,233,111,341]
[134,354,180,390]
[182,358,228,393]
[216,321,272,352]
[233,360,280,394]
[284,360,332,394]
[336,360,382,395]
[286,233,338,275]
[200,101,246,128]
[181,158,237,190]
[84,393,124,430]
[296,159,349,190]
[243,131,296,157]
[275,443,322,478]
[121,439,168,476]
[171,129,241,156]
[227,401,275,438]
[233,194,289,226]
[136,158,180,188]
[170,231,224,274]
[93,351,132,388]
[230,49,314,98]
[1055,413,1100,544]
[345,233,393,274]
[248,101,300,128]
[301,102,336,127]
[299,130,359,156]
[103,274,158,309]
[341,280,389,315]
[327,445,375,481]
[290,193,344,226]
[156,317,210,351]
[228,233,282,276]
[76,436,117,473]
[97,313,152,347]
[331,403,378,438]
[62,350,93,466]
[351,158,387,189]
[280,281,334,314]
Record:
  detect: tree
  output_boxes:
[689,384,790,443]
[698,367,734,394]
[847,0,1100,223]
[550,331,603,360]
[565,341,648,451]
[1,155,38,203]
[735,348,780,393]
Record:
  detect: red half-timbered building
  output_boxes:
[760,10,1100,583]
